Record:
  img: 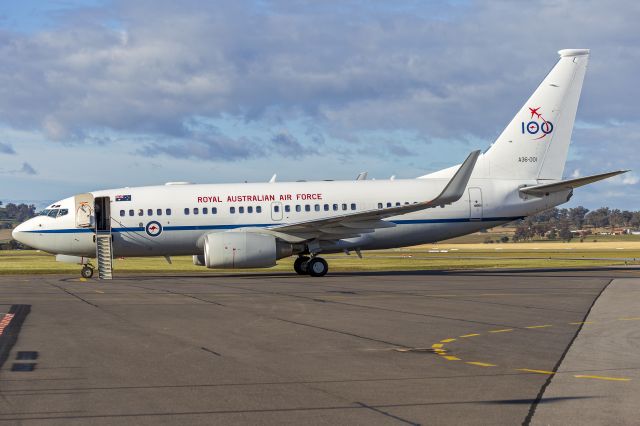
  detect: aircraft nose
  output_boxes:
[12,221,28,244]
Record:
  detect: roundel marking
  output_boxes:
[145,221,163,237]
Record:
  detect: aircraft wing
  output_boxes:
[263,150,480,242]
[519,170,629,196]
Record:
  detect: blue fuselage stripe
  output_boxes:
[24,216,523,234]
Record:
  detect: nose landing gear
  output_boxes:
[293,255,328,277]
[81,265,94,279]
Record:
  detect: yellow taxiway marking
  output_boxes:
[442,355,461,361]
[489,329,513,333]
[525,325,552,329]
[574,375,631,382]
[619,317,640,321]
[466,361,496,367]
[79,278,87,282]
[517,369,555,375]
[569,321,594,325]
[459,333,481,338]
[440,338,456,343]
[431,343,444,348]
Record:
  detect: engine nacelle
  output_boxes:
[204,232,289,269]
[193,255,205,266]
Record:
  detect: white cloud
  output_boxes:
[622,174,639,185]
[1,0,639,208]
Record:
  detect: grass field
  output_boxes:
[1,241,639,275]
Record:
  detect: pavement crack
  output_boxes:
[355,401,420,425]
[522,279,614,426]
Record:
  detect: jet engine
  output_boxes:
[203,232,294,269]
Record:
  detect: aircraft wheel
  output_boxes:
[294,256,310,275]
[308,257,328,277]
[81,265,94,279]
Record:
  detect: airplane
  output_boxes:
[12,49,628,279]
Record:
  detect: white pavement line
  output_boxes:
[531,279,640,426]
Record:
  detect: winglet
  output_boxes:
[432,150,481,205]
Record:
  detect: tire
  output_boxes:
[81,266,94,279]
[308,257,328,277]
[294,256,310,275]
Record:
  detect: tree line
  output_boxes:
[512,206,640,242]
[0,201,37,226]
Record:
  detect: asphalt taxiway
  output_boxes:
[0,268,638,425]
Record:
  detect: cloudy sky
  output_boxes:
[0,0,638,209]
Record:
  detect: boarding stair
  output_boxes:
[96,232,113,280]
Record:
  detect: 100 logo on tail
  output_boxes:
[521,106,553,140]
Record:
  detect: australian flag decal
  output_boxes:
[115,194,132,202]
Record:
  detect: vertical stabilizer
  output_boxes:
[484,49,589,180]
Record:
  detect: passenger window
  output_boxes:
[395,202,401,206]
[203,207,208,214]
[274,205,280,213]
[404,202,409,205]
[129,209,134,216]
[157,209,162,216]
[212,207,217,214]
[239,206,244,214]
[351,203,356,210]
[230,207,236,214]
[333,204,338,211]
[248,206,253,213]
[342,204,347,211]
[324,204,329,211]
[296,205,301,212]
[377,203,383,209]
[184,208,189,215]
[194,208,199,215]
[120,210,125,217]
[256,206,262,213]
[305,205,311,212]
[166,208,172,216]
[138,209,144,216]
[147,209,153,216]
[387,202,392,208]
[314,204,320,212]
[284,205,290,213]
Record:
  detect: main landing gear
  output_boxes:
[81,265,94,279]
[294,255,329,277]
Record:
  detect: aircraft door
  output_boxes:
[94,196,111,232]
[468,187,483,220]
[271,202,283,221]
[75,193,94,228]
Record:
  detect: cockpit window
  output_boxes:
[58,209,69,217]
[39,209,51,216]
[47,209,60,218]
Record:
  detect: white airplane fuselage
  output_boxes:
[12,176,569,258]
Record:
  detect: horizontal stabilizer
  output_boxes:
[519,170,629,196]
